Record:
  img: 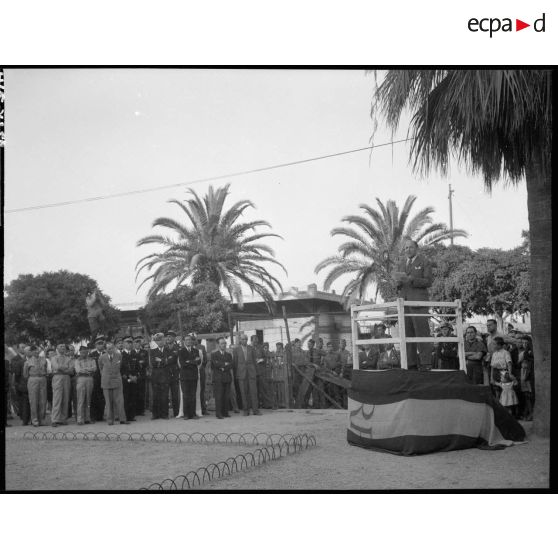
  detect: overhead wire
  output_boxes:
[5,137,414,214]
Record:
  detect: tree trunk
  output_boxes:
[526,152,552,437]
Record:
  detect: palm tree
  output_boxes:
[315,195,467,302]
[136,184,286,310]
[371,70,551,436]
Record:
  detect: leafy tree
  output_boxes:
[4,270,120,344]
[315,195,467,302]
[136,184,286,311]
[438,248,529,330]
[138,282,230,336]
[371,69,552,436]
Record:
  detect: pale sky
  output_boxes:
[4,69,529,305]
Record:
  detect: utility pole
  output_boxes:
[448,183,455,246]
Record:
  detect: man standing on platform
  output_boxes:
[150,333,169,420]
[393,238,434,370]
[211,337,234,419]
[89,336,106,422]
[165,331,180,418]
[98,342,128,425]
[178,334,201,419]
[121,337,139,421]
[234,334,261,416]
[133,336,148,416]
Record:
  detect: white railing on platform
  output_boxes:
[351,298,466,371]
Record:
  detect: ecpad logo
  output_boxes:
[468,13,546,37]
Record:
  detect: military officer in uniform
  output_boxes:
[121,336,139,421]
[150,333,169,419]
[165,330,180,418]
[133,336,148,415]
[89,335,106,422]
[178,334,201,419]
[211,337,234,419]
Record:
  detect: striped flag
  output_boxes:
[347,369,526,456]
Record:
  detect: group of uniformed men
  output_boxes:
[6,330,361,427]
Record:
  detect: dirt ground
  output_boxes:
[4,409,549,490]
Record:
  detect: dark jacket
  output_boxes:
[11,354,27,392]
[149,346,169,384]
[396,253,433,301]
[211,350,234,383]
[178,346,201,381]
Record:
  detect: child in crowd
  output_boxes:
[496,371,518,415]
[490,337,514,408]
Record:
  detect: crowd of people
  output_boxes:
[357,318,535,420]
[4,315,534,428]
[3,330,354,428]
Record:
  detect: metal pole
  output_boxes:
[397,297,409,370]
[448,184,455,246]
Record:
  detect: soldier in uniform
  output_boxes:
[50,343,75,427]
[165,331,180,418]
[133,336,148,416]
[89,336,106,422]
[74,345,97,425]
[323,341,341,406]
[150,333,169,419]
[309,338,326,408]
[121,336,139,421]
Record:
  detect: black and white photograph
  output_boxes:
[2,66,552,492]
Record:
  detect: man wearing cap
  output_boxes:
[121,337,139,421]
[435,323,459,369]
[150,333,169,419]
[50,343,74,426]
[133,336,148,416]
[393,238,434,370]
[211,337,234,419]
[89,336,106,422]
[50,343,75,426]
[23,345,48,427]
[178,334,201,419]
[115,338,124,353]
[98,342,129,425]
[165,331,180,418]
[74,345,97,425]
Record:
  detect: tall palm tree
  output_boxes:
[136,184,286,310]
[371,70,552,436]
[315,195,467,302]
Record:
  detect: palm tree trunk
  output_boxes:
[526,152,552,437]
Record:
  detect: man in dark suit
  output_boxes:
[393,238,434,370]
[178,334,201,419]
[121,337,139,421]
[150,333,169,419]
[233,334,261,416]
[211,337,233,419]
[89,336,106,421]
[165,331,180,418]
[133,336,148,415]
